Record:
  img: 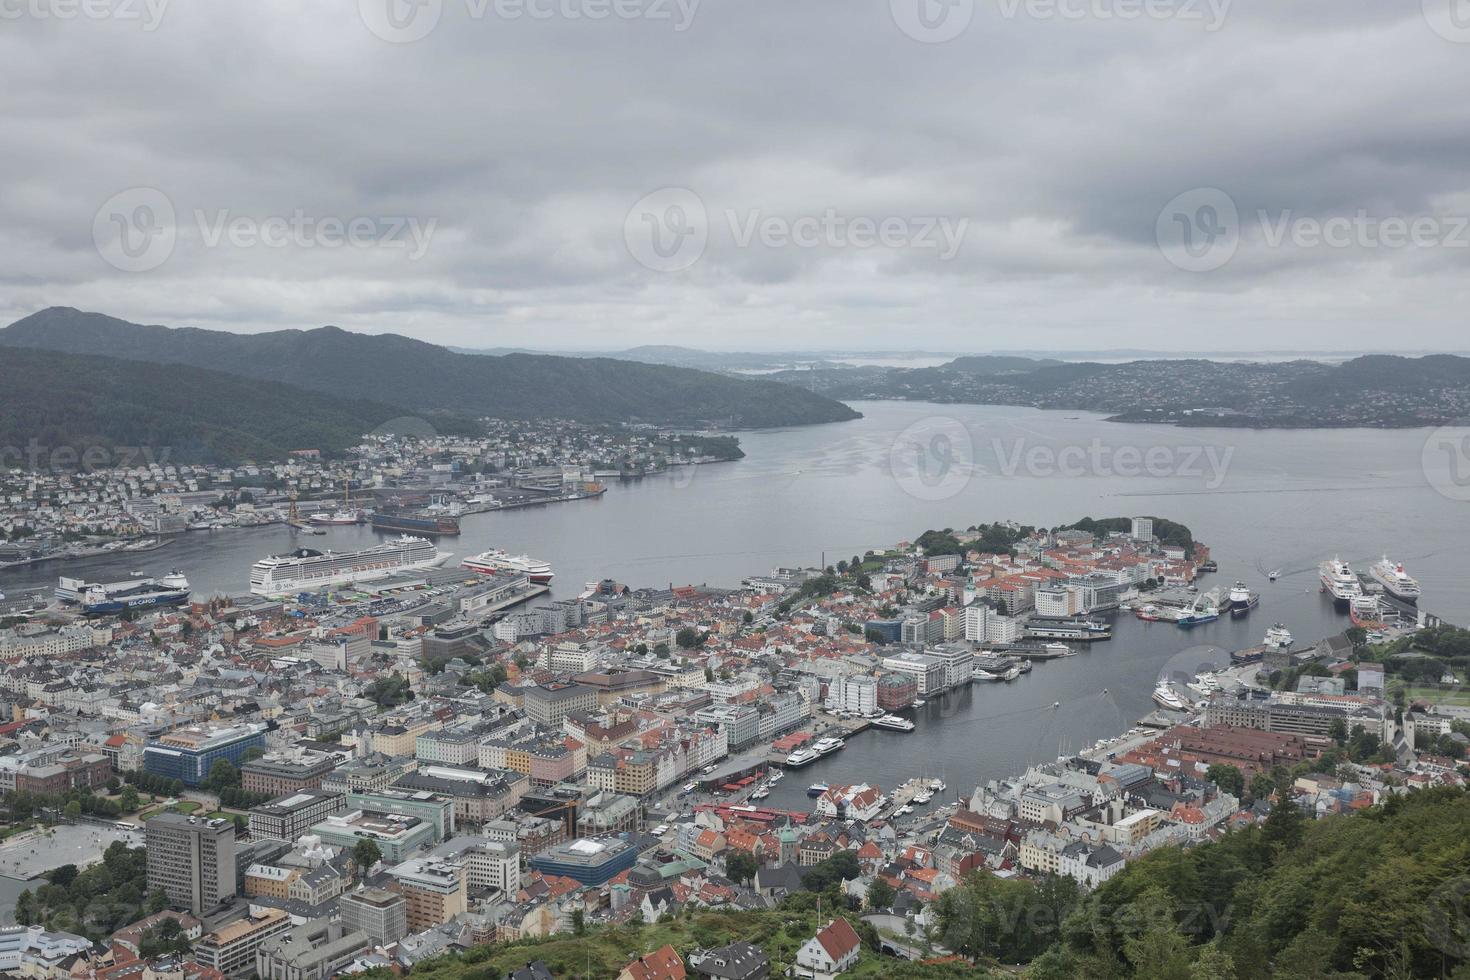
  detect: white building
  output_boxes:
[824,674,877,716]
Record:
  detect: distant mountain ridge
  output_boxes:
[1,308,861,429]
[763,352,1470,428]
[0,345,467,464]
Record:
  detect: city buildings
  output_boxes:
[145,813,238,915]
[144,723,267,787]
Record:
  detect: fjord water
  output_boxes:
[7,401,1467,802]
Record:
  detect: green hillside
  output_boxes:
[0,345,475,465]
[1,308,861,429]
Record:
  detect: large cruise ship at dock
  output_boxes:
[249,535,450,595]
[1319,557,1362,606]
[1369,556,1421,602]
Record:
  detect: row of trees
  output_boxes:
[13,842,168,940]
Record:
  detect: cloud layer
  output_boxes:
[2,0,1467,351]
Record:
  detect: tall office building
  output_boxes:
[145,813,238,914]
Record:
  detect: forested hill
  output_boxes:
[1,308,861,428]
[0,345,474,464]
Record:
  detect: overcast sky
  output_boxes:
[2,0,1468,352]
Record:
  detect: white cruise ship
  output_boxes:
[1318,557,1362,605]
[250,535,449,595]
[1369,556,1421,602]
[462,549,554,584]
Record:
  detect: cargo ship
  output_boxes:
[249,535,450,595]
[369,510,461,536]
[58,572,191,615]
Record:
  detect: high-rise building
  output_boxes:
[1131,517,1154,542]
[145,813,238,914]
[339,887,409,945]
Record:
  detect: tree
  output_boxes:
[353,838,382,870]
[725,851,758,885]
[1206,764,1244,798]
[867,876,896,909]
[139,916,193,958]
[14,889,36,926]
[676,626,702,649]
[63,800,82,819]
[205,759,240,792]
[571,908,585,936]
[146,888,170,914]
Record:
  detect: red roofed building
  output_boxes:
[796,918,862,979]
[618,944,687,980]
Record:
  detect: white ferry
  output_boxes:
[462,549,555,584]
[1369,556,1421,602]
[813,736,845,756]
[785,747,819,768]
[871,714,916,732]
[249,535,449,595]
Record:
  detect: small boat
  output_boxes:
[750,787,770,801]
[913,791,933,804]
[897,804,914,815]
[807,782,830,797]
[1268,569,1281,582]
[1135,604,1163,622]
[768,769,784,783]
[913,699,927,707]
[1052,701,1061,709]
